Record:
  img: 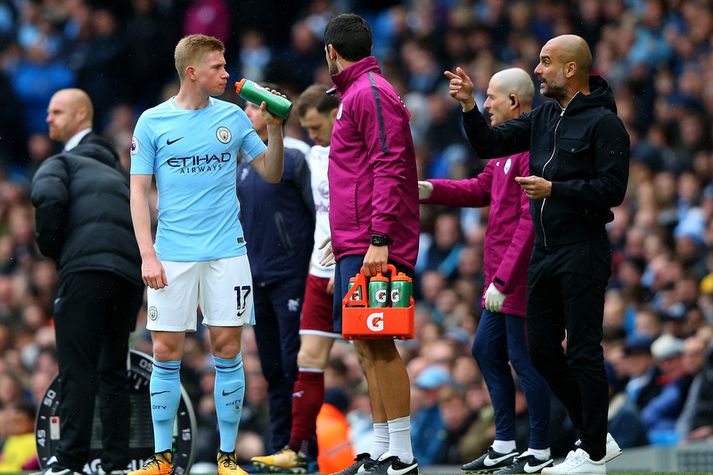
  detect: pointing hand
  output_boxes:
[444,67,476,111]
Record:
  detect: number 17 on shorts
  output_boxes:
[146,254,256,331]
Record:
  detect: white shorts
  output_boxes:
[146,255,255,332]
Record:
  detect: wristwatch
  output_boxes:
[370,234,393,246]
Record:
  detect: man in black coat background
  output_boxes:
[31,88,143,475]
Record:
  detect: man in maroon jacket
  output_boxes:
[323,13,420,475]
[420,68,553,474]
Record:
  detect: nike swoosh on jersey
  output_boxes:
[386,462,417,475]
[222,386,242,396]
[150,390,170,396]
[524,460,552,473]
[483,453,515,466]
[166,137,184,145]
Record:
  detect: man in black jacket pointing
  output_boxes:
[31,88,143,475]
[445,35,628,474]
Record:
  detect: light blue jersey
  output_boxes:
[131,97,266,261]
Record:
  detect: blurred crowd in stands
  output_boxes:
[1,0,713,469]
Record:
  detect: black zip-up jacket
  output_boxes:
[462,75,630,248]
[31,135,142,285]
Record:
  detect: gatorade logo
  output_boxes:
[367,312,384,332]
[391,289,399,302]
[375,289,388,303]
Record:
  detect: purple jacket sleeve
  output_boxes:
[492,153,534,295]
[422,165,493,208]
[353,87,410,238]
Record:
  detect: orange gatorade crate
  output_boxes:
[341,265,415,340]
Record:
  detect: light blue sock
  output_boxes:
[150,359,181,453]
[214,353,245,453]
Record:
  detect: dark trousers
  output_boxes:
[473,310,551,449]
[253,277,305,451]
[54,271,143,472]
[526,241,611,461]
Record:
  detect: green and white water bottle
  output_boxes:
[234,78,293,119]
[390,272,413,308]
[368,273,390,308]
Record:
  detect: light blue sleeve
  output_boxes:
[130,112,156,175]
[234,108,266,164]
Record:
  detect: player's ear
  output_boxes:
[186,65,196,81]
[326,44,338,61]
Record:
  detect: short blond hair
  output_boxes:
[174,34,225,81]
